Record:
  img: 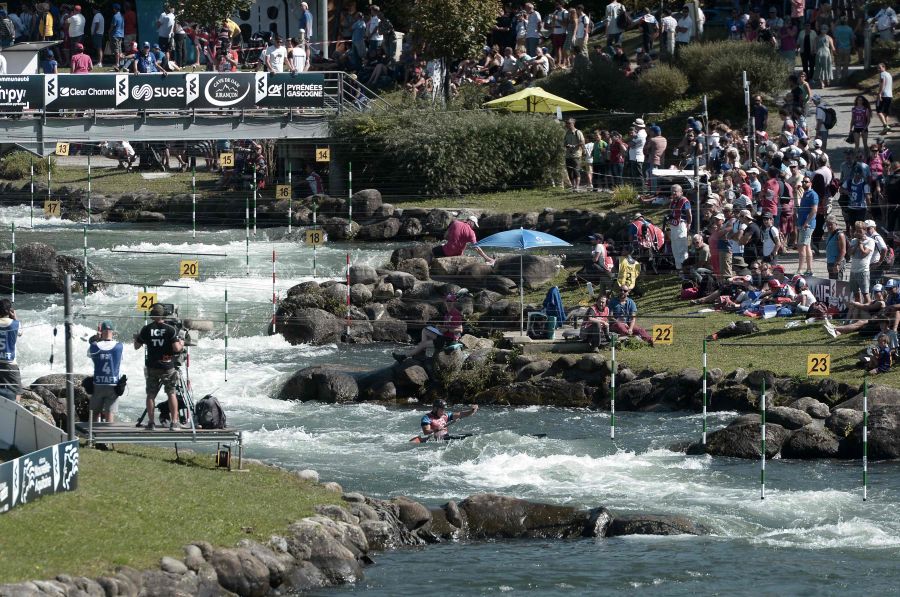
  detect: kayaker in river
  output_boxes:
[420,399,478,440]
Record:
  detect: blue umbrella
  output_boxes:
[475,228,572,335]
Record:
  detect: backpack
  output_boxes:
[616,7,629,30]
[823,107,838,130]
[378,17,395,40]
[195,394,227,429]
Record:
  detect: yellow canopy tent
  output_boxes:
[483,87,587,113]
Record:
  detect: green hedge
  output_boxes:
[332,108,564,196]
[637,64,689,101]
[0,151,53,180]
[539,53,643,113]
[677,41,790,107]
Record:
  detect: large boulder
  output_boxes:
[30,373,90,424]
[494,254,562,290]
[278,367,359,403]
[357,218,401,240]
[322,283,349,304]
[425,209,453,234]
[430,256,483,277]
[844,405,900,459]
[286,518,364,585]
[276,307,342,345]
[765,406,814,430]
[614,379,655,411]
[700,423,790,459]
[385,300,439,331]
[825,408,863,438]
[788,397,831,419]
[385,271,416,292]
[207,547,271,597]
[390,244,433,266]
[396,258,430,281]
[350,189,383,218]
[0,242,103,294]
[458,494,590,539]
[781,424,841,459]
[349,265,379,285]
[394,362,429,395]
[323,218,359,241]
[349,283,372,306]
[472,378,594,407]
[835,385,900,411]
[710,383,766,412]
[371,317,408,343]
[606,514,707,537]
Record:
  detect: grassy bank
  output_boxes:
[0,445,337,583]
[524,270,896,387]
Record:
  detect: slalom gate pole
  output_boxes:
[64,274,74,440]
[345,253,351,338]
[760,379,766,500]
[82,226,88,302]
[287,162,293,234]
[87,150,92,225]
[10,223,15,303]
[47,155,51,203]
[348,162,353,223]
[253,165,258,235]
[224,289,229,382]
[272,249,276,335]
[245,196,250,276]
[610,334,617,439]
[702,338,708,444]
[191,164,196,239]
[312,200,317,277]
[863,376,869,501]
[29,155,34,228]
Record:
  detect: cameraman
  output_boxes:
[134,303,184,430]
[87,321,124,423]
[0,299,21,402]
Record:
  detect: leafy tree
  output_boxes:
[176,0,251,28]
[413,0,501,62]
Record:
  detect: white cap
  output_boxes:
[864,219,877,228]
[813,139,823,148]
[873,283,885,293]
[748,167,759,175]
[714,213,726,220]
[739,209,752,218]
[466,215,479,228]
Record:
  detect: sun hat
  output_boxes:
[748,167,760,175]
[864,219,877,228]
[466,215,479,228]
[714,213,726,221]
[634,212,643,219]
[632,118,646,128]
[739,209,752,218]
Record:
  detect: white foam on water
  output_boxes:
[754,518,900,550]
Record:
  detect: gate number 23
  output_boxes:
[807,354,830,376]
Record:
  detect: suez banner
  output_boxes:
[38,73,325,110]
[0,440,79,514]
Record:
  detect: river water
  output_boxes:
[5,208,900,596]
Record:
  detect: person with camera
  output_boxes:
[0,299,22,402]
[134,303,184,430]
[87,320,123,423]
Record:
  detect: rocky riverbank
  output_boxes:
[0,479,707,596]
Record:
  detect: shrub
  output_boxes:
[637,64,690,100]
[332,108,564,196]
[0,151,53,180]
[871,40,898,65]
[610,184,639,207]
[677,41,789,107]
[539,53,642,112]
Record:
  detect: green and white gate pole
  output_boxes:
[10,223,15,303]
[702,338,708,444]
[82,226,88,302]
[29,155,34,228]
[245,196,250,276]
[760,379,766,500]
[191,164,196,239]
[312,198,318,277]
[253,165,258,235]
[863,376,869,501]
[47,155,51,204]
[610,333,617,439]
[287,162,293,234]
[86,150,92,225]
[224,289,229,382]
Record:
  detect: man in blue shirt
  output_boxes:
[87,320,124,423]
[607,285,653,344]
[133,41,159,73]
[0,299,21,402]
[350,11,366,68]
[110,4,125,68]
[797,176,819,276]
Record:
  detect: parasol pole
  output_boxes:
[520,251,524,335]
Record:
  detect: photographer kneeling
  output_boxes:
[134,304,184,430]
[87,320,124,423]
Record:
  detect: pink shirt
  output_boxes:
[70,53,93,73]
[443,220,476,256]
[443,309,463,340]
[791,0,805,19]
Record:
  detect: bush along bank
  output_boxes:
[277,345,897,463]
[0,486,708,595]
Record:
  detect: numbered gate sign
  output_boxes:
[276,184,292,200]
[315,147,330,162]
[54,142,70,156]
[807,354,830,376]
[136,291,158,312]
[219,152,235,168]
[179,260,199,279]
[43,200,61,218]
[305,229,325,246]
[652,324,674,345]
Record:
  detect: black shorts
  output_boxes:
[877,97,892,115]
[565,156,579,173]
[431,245,447,257]
[158,36,171,52]
[0,362,21,400]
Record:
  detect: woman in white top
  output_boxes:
[289,36,307,72]
[583,140,594,190]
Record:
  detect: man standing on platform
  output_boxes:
[87,321,123,423]
[0,299,22,403]
[134,304,183,430]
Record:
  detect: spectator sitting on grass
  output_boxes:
[825,285,887,337]
[608,285,653,344]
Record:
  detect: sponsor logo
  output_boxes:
[0,88,26,104]
[59,87,115,97]
[62,443,79,491]
[203,76,250,107]
[130,83,185,101]
[266,82,324,99]
[0,481,7,503]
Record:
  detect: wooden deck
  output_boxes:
[501,330,598,355]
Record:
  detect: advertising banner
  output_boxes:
[44,74,129,110]
[806,276,851,311]
[185,72,266,109]
[0,75,43,110]
[259,73,326,108]
[0,440,79,514]
[119,73,189,110]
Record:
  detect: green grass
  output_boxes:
[0,445,337,583]
[526,269,896,387]
[46,166,221,196]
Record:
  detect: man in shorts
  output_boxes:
[0,299,22,402]
[876,62,893,134]
[87,320,124,423]
[847,220,875,303]
[797,174,819,276]
[134,303,184,430]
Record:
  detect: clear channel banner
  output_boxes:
[0,73,326,111]
[0,440,79,514]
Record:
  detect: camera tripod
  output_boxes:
[135,366,197,431]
